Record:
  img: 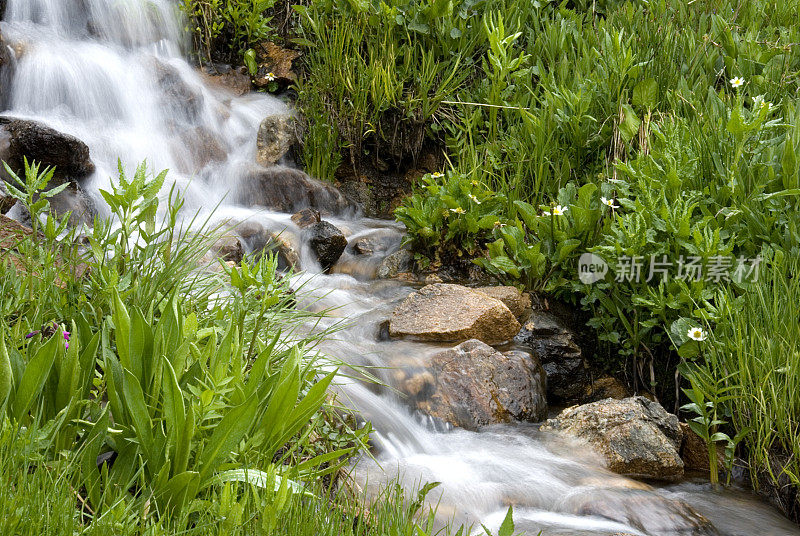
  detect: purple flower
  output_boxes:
[65,342,69,350]
[25,331,40,339]
[63,331,71,340]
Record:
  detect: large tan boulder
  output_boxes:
[411,339,546,431]
[541,396,685,481]
[389,284,521,345]
[475,286,530,318]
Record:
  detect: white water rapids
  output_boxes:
[1,1,798,534]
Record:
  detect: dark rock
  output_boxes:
[153,59,204,125]
[210,234,243,264]
[0,117,95,182]
[349,228,402,257]
[47,182,96,226]
[307,221,347,271]
[515,310,588,403]
[177,126,226,173]
[290,207,320,229]
[390,283,521,345]
[562,488,718,535]
[412,340,547,431]
[256,114,297,167]
[680,422,724,475]
[235,165,356,216]
[585,376,630,402]
[0,181,14,214]
[541,396,685,481]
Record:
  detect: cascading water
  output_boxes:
[1,2,798,535]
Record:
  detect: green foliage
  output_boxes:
[679,251,800,492]
[395,171,505,267]
[293,0,480,181]
[180,0,276,63]
[0,160,370,530]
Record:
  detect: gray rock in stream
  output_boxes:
[306,221,347,271]
[0,117,95,183]
[235,165,356,216]
[560,487,719,535]
[541,396,685,481]
[411,339,547,431]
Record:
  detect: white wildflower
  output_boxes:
[687,327,707,342]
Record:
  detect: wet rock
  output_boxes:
[349,228,401,257]
[235,165,355,216]
[307,221,347,271]
[376,249,412,279]
[177,126,226,172]
[153,59,204,125]
[47,182,97,226]
[541,396,685,481]
[0,181,14,214]
[210,234,243,264]
[0,117,95,182]
[515,310,588,403]
[390,283,521,345]
[291,207,320,229]
[413,340,546,430]
[476,286,530,318]
[256,114,297,167]
[562,488,718,535]
[252,42,300,87]
[200,63,251,96]
[585,376,630,402]
[234,220,300,271]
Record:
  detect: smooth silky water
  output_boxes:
[1,2,797,534]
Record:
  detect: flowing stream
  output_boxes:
[1,2,798,534]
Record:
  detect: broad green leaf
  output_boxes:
[0,326,13,411]
[267,370,336,455]
[112,288,131,371]
[80,409,110,509]
[208,468,312,496]
[498,505,515,536]
[122,369,154,464]
[633,78,658,109]
[198,395,259,484]
[513,200,538,229]
[12,330,61,421]
[162,357,185,462]
[618,103,641,144]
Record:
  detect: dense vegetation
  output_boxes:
[282,0,800,518]
[9,0,800,529]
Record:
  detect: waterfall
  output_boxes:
[2,2,798,535]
